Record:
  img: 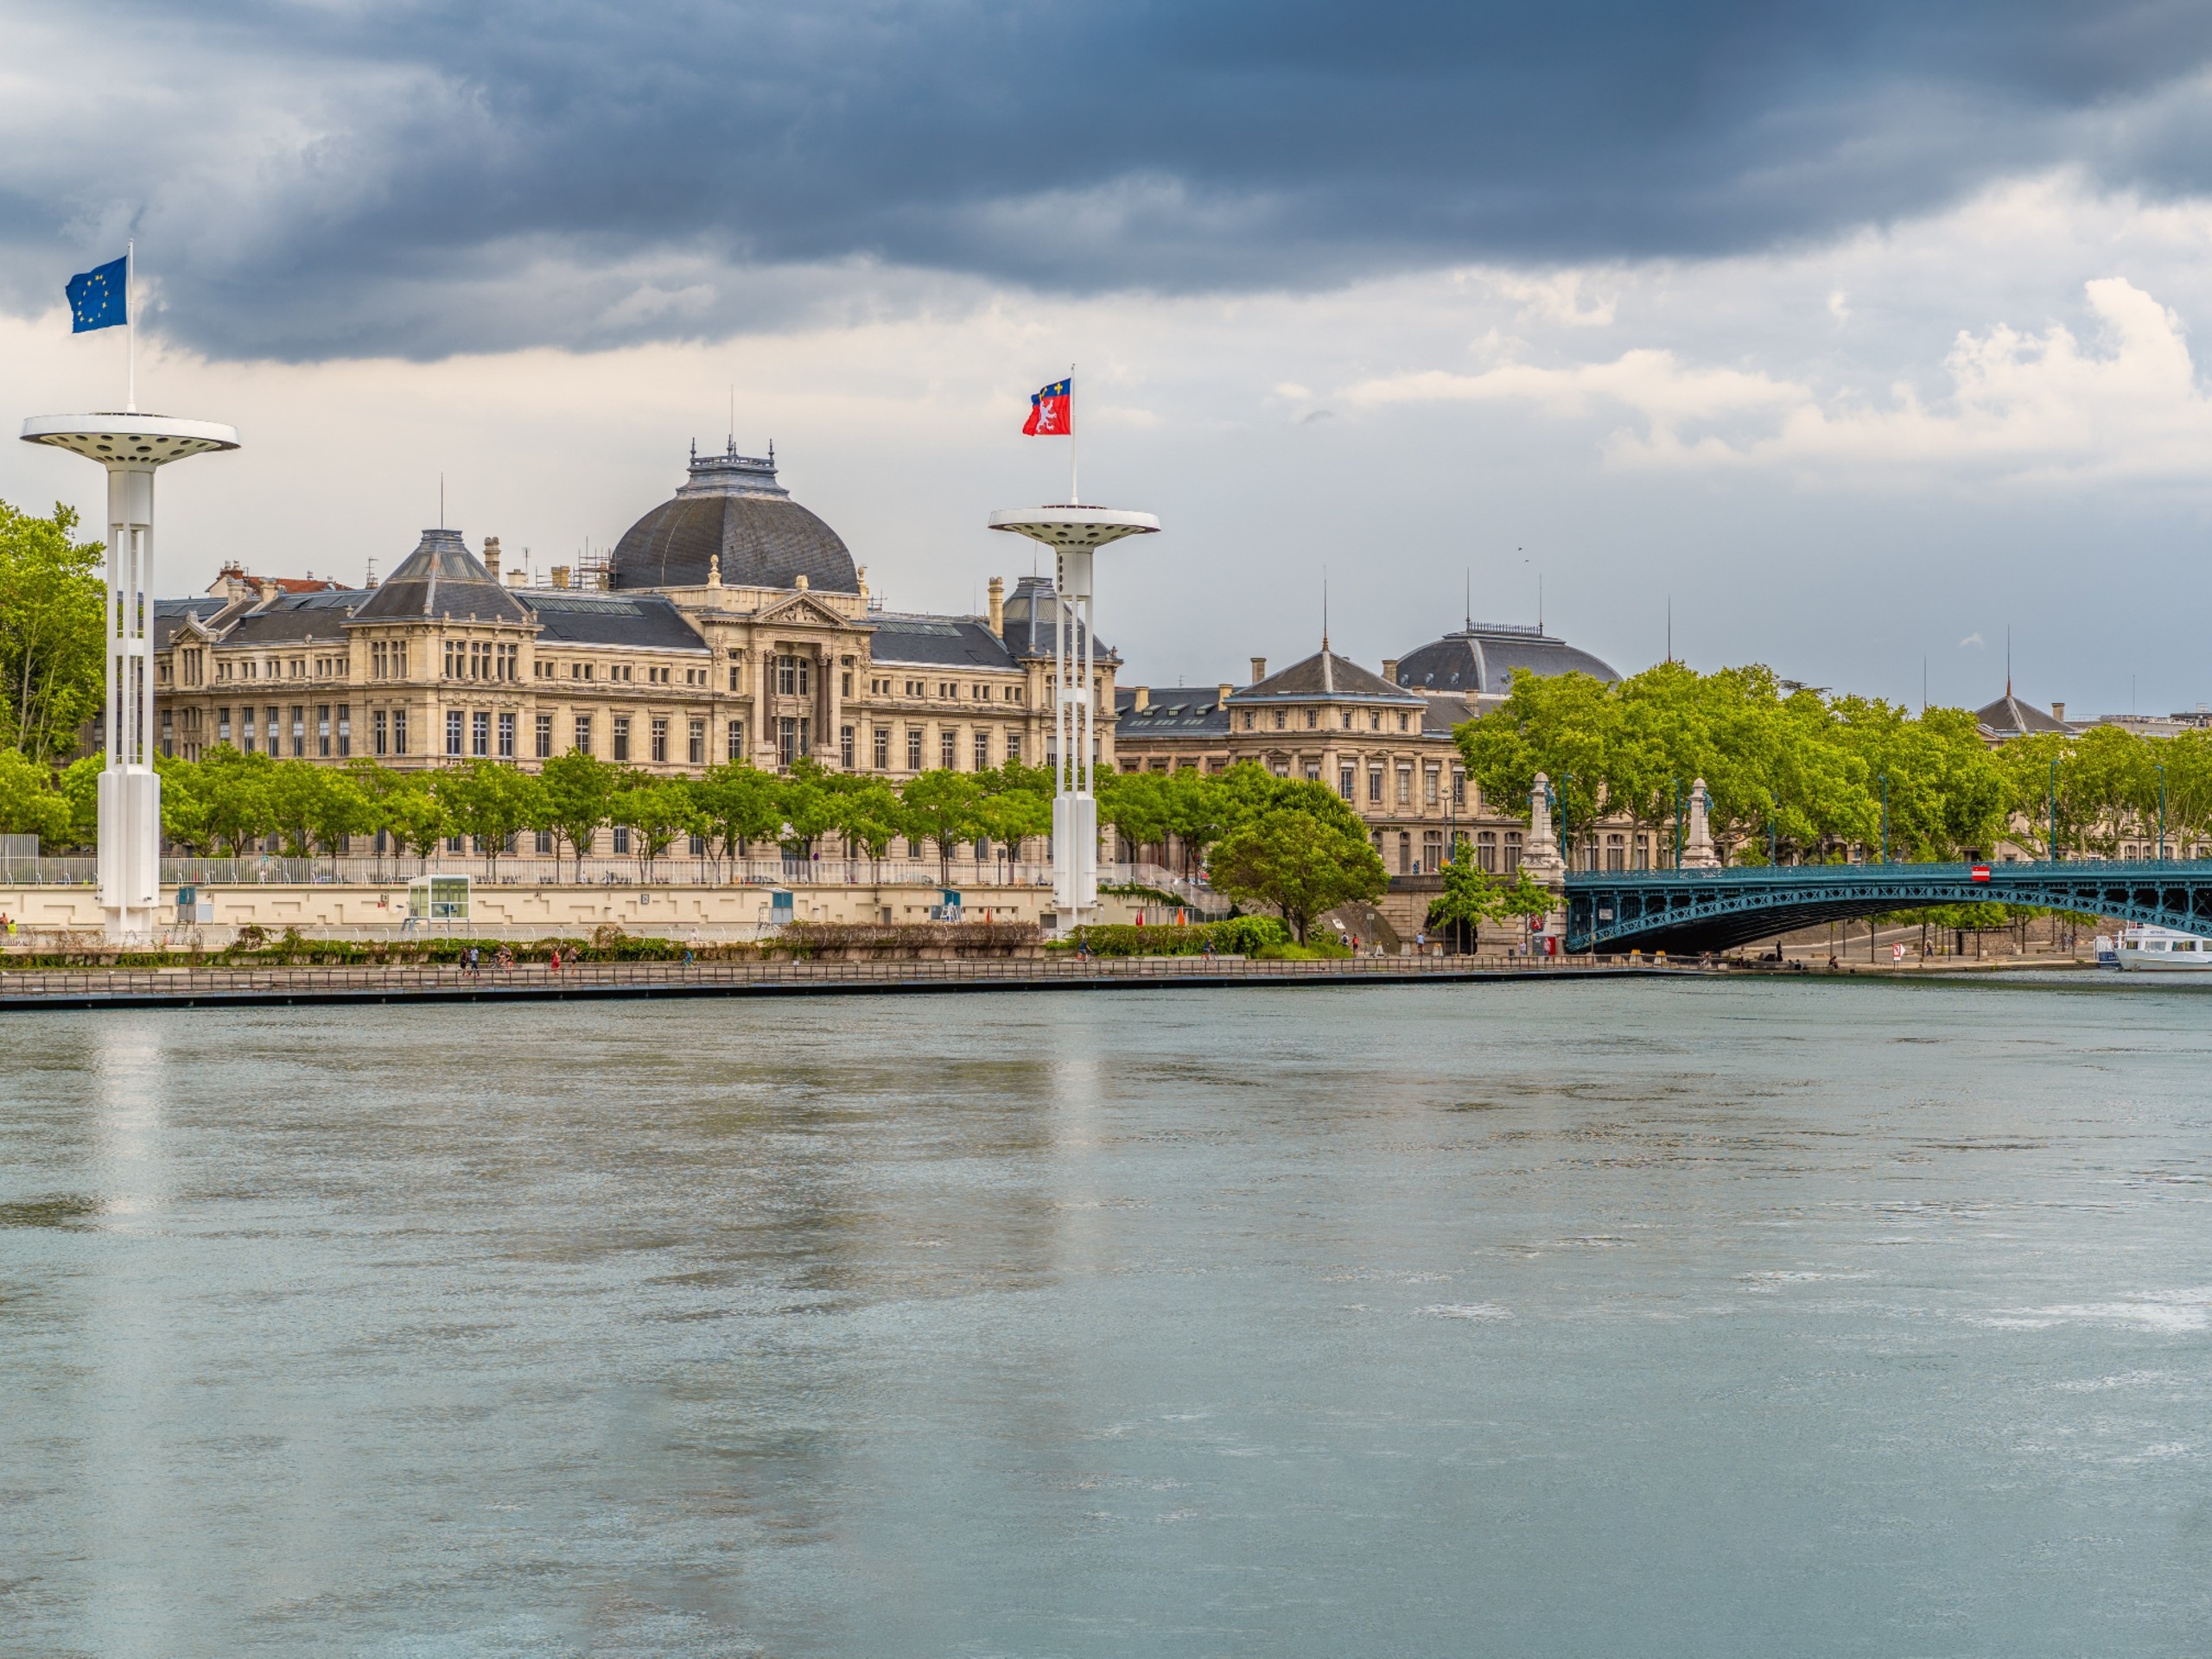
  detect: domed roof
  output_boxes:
[353,528,531,622]
[1394,622,1618,696]
[610,442,857,594]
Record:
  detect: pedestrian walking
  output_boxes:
[550,947,563,975]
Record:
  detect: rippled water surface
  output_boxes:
[5,977,2212,1656]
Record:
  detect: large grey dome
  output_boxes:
[610,443,858,594]
[1395,622,1618,696]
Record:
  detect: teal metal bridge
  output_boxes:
[1563,859,2212,954]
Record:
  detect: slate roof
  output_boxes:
[611,444,858,594]
[1976,690,2073,738]
[1230,649,1421,705]
[525,591,708,652]
[996,574,1118,664]
[1393,623,1618,696]
[353,530,533,624]
[868,614,1019,671]
[1113,690,1232,738]
[221,588,373,645]
[154,596,228,647]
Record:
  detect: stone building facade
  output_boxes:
[151,442,1117,790]
[1110,621,1656,876]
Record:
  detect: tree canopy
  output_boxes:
[0,499,105,764]
[1458,660,2012,863]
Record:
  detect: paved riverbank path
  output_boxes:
[0,955,1690,1012]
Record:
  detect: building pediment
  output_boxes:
[753,590,856,630]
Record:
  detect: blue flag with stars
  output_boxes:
[67,256,128,333]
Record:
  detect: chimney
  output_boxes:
[255,577,276,603]
[482,537,501,582]
[1217,682,1233,706]
[1131,685,1149,711]
[1382,658,1399,684]
[988,575,1005,638]
[2051,701,2066,722]
[1249,657,1268,683]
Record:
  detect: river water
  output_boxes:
[4,976,2209,1657]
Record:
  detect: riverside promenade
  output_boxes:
[0,953,1683,1012]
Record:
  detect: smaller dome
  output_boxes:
[610,442,858,593]
[1395,622,1618,696]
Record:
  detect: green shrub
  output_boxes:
[1255,938,1352,961]
[1053,916,1290,957]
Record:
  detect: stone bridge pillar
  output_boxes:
[1682,777,1720,869]
[1522,772,1567,950]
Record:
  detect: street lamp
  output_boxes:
[1878,772,1889,864]
[1767,791,1777,867]
[1559,772,1572,872]
[1672,776,1684,868]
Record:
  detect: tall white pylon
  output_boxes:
[21,413,240,942]
[988,505,1158,931]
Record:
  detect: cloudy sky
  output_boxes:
[6,2,2212,715]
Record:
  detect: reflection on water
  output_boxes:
[4,978,2211,1657]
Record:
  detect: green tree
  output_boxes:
[1424,849,1494,952]
[832,777,907,872]
[385,784,448,871]
[54,755,101,849]
[539,750,618,879]
[1098,770,1167,857]
[154,753,216,854]
[1157,766,1232,876]
[265,760,339,855]
[196,746,277,856]
[899,770,990,882]
[1210,803,1388,943]
[613,776,694,879]
[0,499,105,763]
[0,747,69,844]
[439,759,540,877]
[691,761,785,874]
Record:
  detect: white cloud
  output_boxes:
[1961,632,1985,647]
[1345,270,2212,486]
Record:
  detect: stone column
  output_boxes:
[1682,777,1720,868]
[1521,772,1564,880]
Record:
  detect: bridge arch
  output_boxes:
[1564,861,2212,954]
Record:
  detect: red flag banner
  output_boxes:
[1023,378,1072,435]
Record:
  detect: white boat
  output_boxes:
[2111,925,2212,970]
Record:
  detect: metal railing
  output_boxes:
[0,950,1648,1003]
[1,853,1225,897]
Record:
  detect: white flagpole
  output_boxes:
[125,239,137,414]
[1067,363,1077,505]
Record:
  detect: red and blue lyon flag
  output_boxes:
[1022,378,1072,435]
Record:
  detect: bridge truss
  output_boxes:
[1564,860,2212,954]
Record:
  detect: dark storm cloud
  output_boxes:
[9,0,2212,359]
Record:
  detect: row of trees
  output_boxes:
[0,742,1394,939]
[0,747,1068,880]
[1456,660,2212,863]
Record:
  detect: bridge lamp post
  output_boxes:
[1558,773,1572,872]
[1766,792,1777,867]
[2157,763,2166,862]
[1671,777,1684,868]
[2047,758,2059,864]
[1878,772,1889,864]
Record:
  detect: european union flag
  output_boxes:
[67,256,128,333]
